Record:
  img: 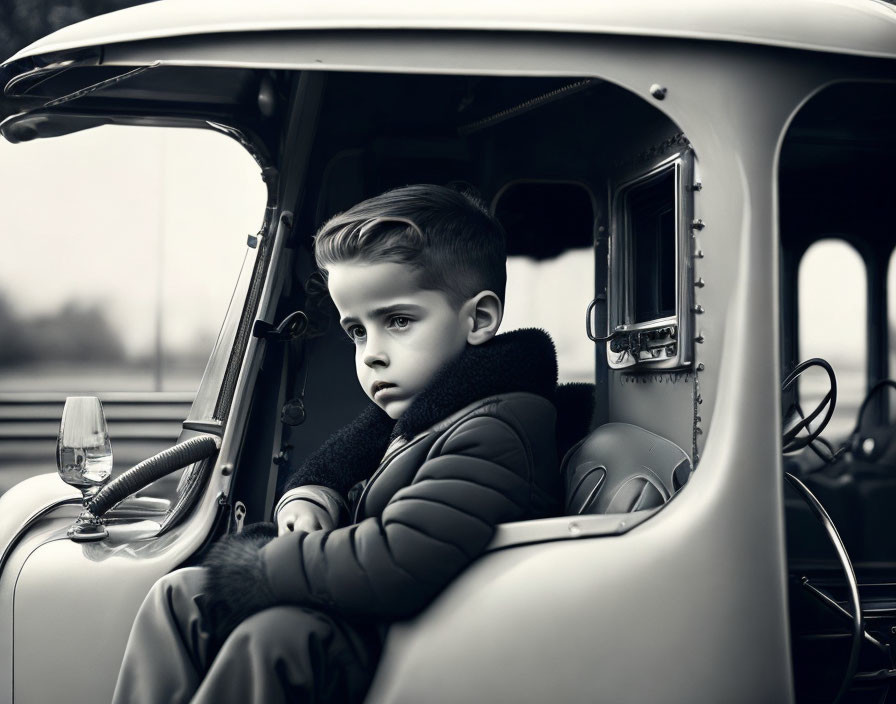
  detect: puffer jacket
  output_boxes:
[204,328,565,634]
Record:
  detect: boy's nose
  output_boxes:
[362,329,389,367]
[363,343,389,368]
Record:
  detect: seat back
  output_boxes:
[561,422,692,515]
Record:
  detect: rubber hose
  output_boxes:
[88,435,220,517]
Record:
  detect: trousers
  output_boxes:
[111,567,379,704]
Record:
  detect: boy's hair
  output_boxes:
[314,184,507,306]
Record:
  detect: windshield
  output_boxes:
[0,124,265,490]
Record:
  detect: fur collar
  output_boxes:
[283,328,558,496]
[392,327,557,440]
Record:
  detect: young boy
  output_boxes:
[112,184,562,704]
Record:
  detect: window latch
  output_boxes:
[586,299,677,359]
[586,297,624,343]
[252,310,308,341]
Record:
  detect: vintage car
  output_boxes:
[1,1,895,701]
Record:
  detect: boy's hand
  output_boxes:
[277,499,334,536]
[273,485,348,536]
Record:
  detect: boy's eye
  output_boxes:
[388,316,411,330]
[346,325,366,342]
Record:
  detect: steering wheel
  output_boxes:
[784,472,863,704]
[782,358,862,704]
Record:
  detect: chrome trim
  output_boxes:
[485,509,657,552]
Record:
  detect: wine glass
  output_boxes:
[56,396,113,541]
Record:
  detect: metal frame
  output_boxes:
[607,148,694,370]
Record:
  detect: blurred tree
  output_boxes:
[0,289,125,366]
[0,292,30,364]
[27,301,127,363]
[0,0,154,63]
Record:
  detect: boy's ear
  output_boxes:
[464,291,503,346]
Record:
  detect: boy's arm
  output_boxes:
[206,413,534,629]
[264,413,532,616]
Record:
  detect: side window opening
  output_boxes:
[797,238,867,440]
[301,73,696,528]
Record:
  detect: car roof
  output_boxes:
[5,0,896,65]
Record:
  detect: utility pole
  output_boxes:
[154,132,164,392]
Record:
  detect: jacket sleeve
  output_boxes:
[274,485,349,530]
[260,413,533,618]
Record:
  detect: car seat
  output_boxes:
[561,422,693,515]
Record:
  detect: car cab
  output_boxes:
[1,1,895,702]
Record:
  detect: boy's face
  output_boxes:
[327,260,472,419]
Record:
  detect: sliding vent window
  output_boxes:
[608,150,694,370]
[629,168,676,323]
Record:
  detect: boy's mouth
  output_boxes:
[371,381,397,397]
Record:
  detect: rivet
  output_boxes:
[691,219,705,231]
[695,277,706,288]
[280,211,293,228]
[697,363,705,372]
[568,521,582,537]
[695,333,705,344]
[221,464,233,476]
[695,427,704,435]
[691,181,703,192]
[650,84,667,100]
[693,305,705,314]
[862,438,876,456]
